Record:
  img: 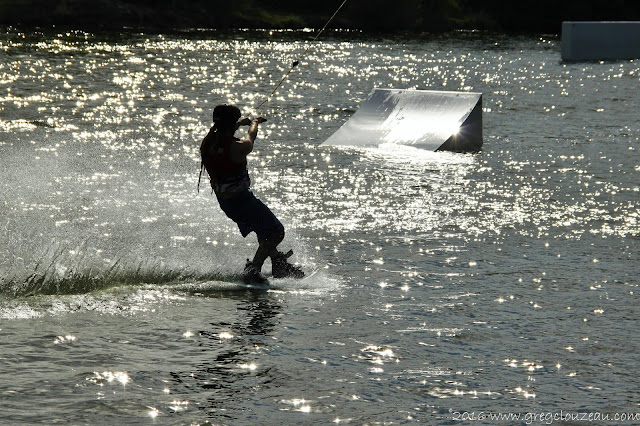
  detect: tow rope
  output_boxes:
[255,0,350,111]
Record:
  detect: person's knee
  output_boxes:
[261,225,284,247]
[272,225,285,245]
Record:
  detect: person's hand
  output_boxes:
[237,117,252,126]
[253,116,267,124]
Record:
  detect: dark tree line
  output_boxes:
[1,0,640,33]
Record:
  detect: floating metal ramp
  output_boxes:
[322,88,482,153]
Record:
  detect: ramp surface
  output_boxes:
[322,88,482,153]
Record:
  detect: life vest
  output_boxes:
[199,130,250,196]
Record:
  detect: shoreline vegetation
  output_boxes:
[1,0,640,34]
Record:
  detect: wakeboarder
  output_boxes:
[199,104,304,284]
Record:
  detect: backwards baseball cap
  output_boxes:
[212,104,241,125]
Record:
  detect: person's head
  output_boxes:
[212,104,241,132]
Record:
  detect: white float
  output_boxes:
[561,21,640,61]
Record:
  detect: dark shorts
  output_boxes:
[217,189,283,241]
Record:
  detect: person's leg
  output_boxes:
[252,227,285,271]
[243,225,283,284]
[249,223,304,279]
[219,190,301,280]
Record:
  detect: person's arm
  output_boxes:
[231,117,266,163]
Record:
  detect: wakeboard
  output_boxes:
[174,269,317,294]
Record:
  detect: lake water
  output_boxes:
[1,28,639,424]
